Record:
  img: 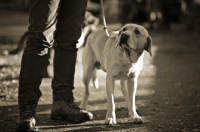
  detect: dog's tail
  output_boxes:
[92,69,99,89]
[9,31,28,54]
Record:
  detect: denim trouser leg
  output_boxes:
[52,0,87,101]
[18,0,87,103]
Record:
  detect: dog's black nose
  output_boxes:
[121,33,129,38]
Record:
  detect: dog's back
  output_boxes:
[84,30,107,64]
[84,30,118,67]
[86,30,108,51]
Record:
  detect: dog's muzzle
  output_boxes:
[119,33,134,51]
[120,33,129,46]
[118,33,139,63]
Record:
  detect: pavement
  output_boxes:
[0,11,200,132]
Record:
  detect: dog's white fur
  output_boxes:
[80,24,152,125]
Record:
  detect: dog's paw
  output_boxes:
[104,118,117,125]
[130,116,143,124]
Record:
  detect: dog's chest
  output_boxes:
[114,63,136,80]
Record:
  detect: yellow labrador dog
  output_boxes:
[80,24,152,125]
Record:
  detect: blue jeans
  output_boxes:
[18,0,87,103]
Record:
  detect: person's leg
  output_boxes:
[52,0,87,101]
[50,0,93,123]
[18,0,61,103]
[16,0,61,131]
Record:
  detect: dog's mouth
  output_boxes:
[119,33,134,52]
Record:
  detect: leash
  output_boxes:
[100,0,114,39]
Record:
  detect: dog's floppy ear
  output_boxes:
[145,36,152,56]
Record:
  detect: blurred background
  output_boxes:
[0,0,200,44]
[0,1,200,131]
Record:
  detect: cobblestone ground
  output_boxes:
[0,11,200,132]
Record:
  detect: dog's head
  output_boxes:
[116,24,152,63]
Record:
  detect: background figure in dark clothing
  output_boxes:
[184,0,200,32]
[159,0,181,30]
[119,0,150,25]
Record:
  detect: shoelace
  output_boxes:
[19,103,36,120]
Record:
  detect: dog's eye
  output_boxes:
[135,29,140,35]
[123,28,127,31]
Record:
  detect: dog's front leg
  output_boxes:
[121,81,129,109]
[105,74,116,125]
[127,77,143,123]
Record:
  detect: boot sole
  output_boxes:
[50,113,91,123]
[50,113,65,120]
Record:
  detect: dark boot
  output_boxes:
[16,102,37,132]
[50,100,93,123]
